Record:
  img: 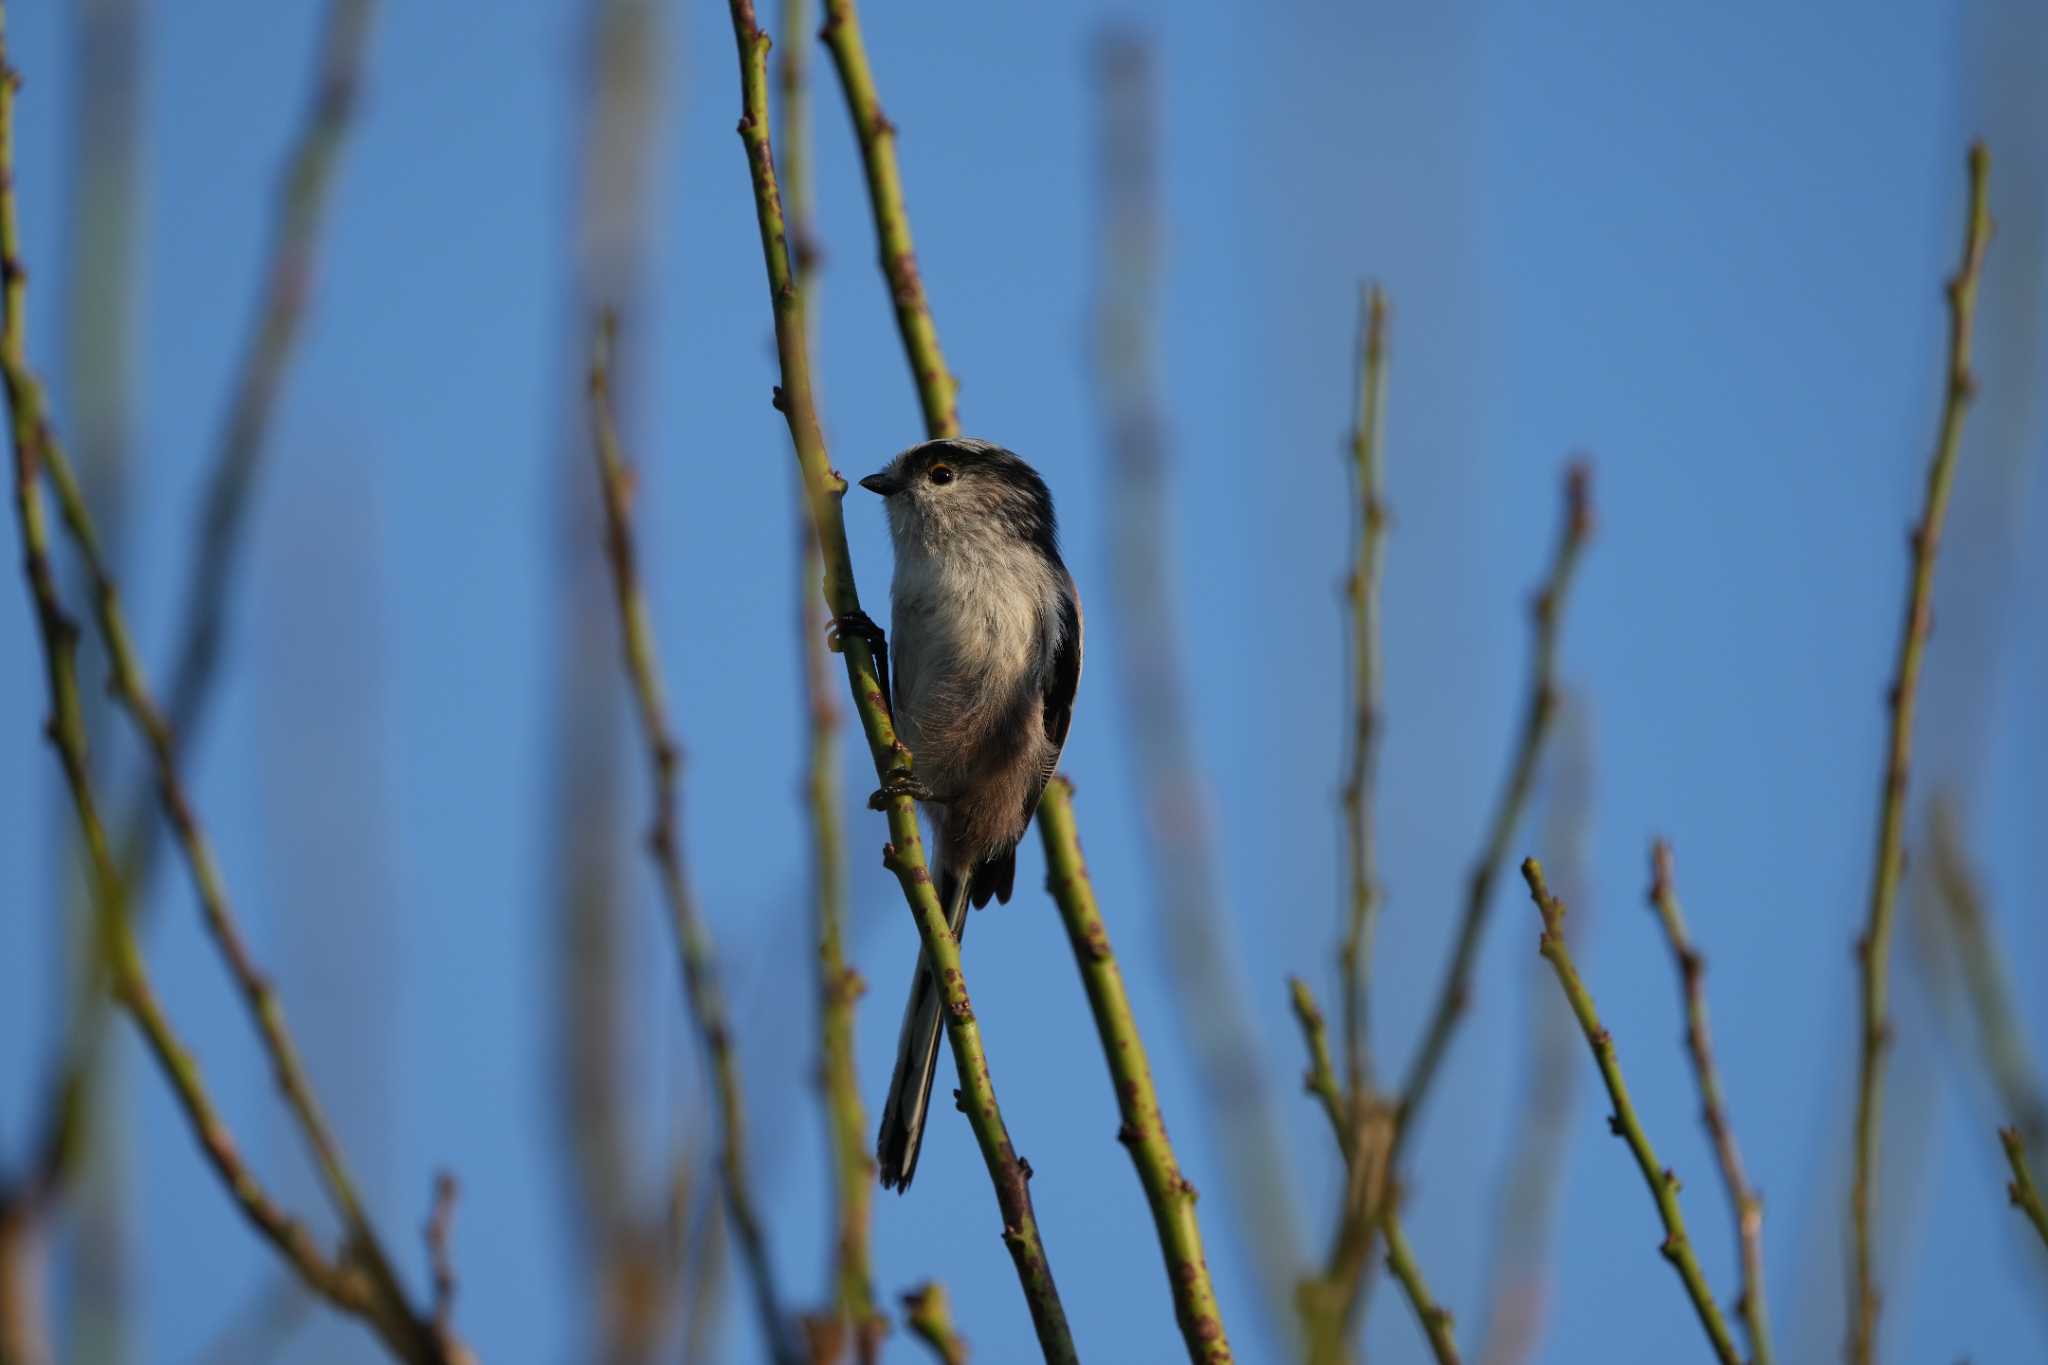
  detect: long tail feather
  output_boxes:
[876,869,974,1191]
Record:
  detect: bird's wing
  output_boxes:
[1024,580,1083,825]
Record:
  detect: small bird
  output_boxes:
[850,437,1082,1192]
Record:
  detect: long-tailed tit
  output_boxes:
[845,437,1083,1191]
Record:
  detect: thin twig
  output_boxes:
[899,1284,969,1365]
[1475,695,1592,1365]
[723,9,1075,1360]
[0,30,447,1362]
[777,4,880,1358]
[1849,140,1992,1365]
[1649,843,1774,1365]
[1384,1206,1461,1365]
[1089,34,1306,1344]
[587,317,795,1365]
[1289,980,1442,1365]
[1037,779,1233,1363]
[2000,1129,2048,1255]
[1519,860,1740,1365]
[817,0,958,438]
[1288,980,1347,1147]
[1396,462,1593,1158]
[1339,282,1390,1103]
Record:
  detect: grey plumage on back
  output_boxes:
[858,438,1082,1190]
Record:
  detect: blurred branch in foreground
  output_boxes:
[1928,796,2048,1159]
[1648,842,1775,1365]
[148,0,376,779]
[587,318,796,1365]
[900,1283,969,1365]
[724,6,1076,1356]
[1518,861,1740,1365]
[777,2,881,1358]
[1396,462,1593,1162]
[550,1,688,1359]
[1036,779,1233,1363]
[1475,696,1592,1365]
[0,20,462,1360]
[1089,32,1307,1347]
[2,1,149,1358]
[1848,140,1991,1365]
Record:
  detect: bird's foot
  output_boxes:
[868,770,937,810]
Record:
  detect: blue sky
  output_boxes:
[3,2,2044,1362]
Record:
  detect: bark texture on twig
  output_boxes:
[1518,860,1739,1365]
[722,10,1074,1357]
[587,319,795,1365]
[1848,141,1991,1365]
[1649,843,1774,1365]
[1037,779,1232,1363]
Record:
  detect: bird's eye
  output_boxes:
[928,465,955,485]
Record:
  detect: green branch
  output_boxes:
[1037,779,1233,1363]
[1649,843,1773,1365]
[818,0,959,439]
[1290,980,1450,1365]
[777,3,882,1356]
[1848,141,1991,1365]
[0,26,452,1362]
[1999,1128,2048,1254]
[1519,860,1740,1365]
[1339,283,1390,1103]
[722,9,1074,1359]
[1397,462,1593,1157]
[586,319,794,1365]
[1383,1209,1461,1365]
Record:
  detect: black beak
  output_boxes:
[859,471,902,496]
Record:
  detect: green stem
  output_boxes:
[1382,1208,1460,1365]
[1848,141,1990,1365]
[1037,780,1232,1363]
[1519,860,1740,1365]
[817,0,959,439]
[723,10,1074,1359]
[1397,461,1593,1159]
[1649,843,1774,1365]
[586,320,795,1365]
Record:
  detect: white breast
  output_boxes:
[890,527,1061,774]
